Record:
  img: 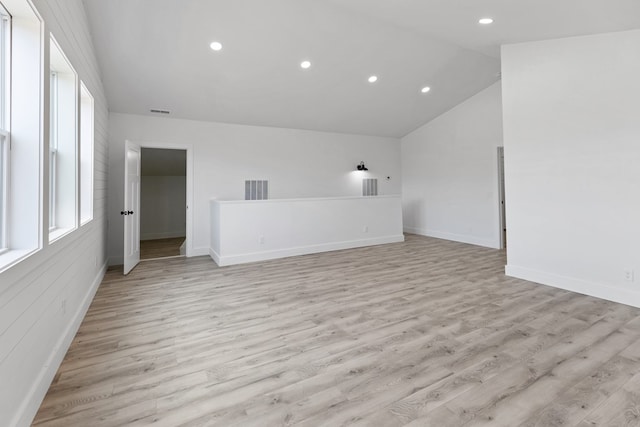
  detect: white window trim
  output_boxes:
[0,0,43,273]
[0,130,8,252]
[79,81,94,226]
[49,71,58,231]
[0,11,8,130]
[48,36,78,243]
[0,6,10,253]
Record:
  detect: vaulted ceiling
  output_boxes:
[82,0,640,137]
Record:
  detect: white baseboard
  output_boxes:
[140,232,186,241]
[404,226,499,249]
[209,248,222,266]
[506,264,640,308]
[190,247,210,257]
[210,235,405,267]
[13,260,108,427]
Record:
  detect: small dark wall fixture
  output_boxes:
[357,161,368,171]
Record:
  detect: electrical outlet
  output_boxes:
[94,256,97,267]
[363,225,369,233]
[61,299,67,315]
[624,269,634,282]
[259,236,265,244]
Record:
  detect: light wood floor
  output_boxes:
[33,234,640,426]
[140,237,185,260]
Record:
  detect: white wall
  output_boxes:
[401,82,504,248]
[0,1,109,426]
[211,196,404,266]
[502,29,640,307]
[140,176,186,240]
[108,113,402,264]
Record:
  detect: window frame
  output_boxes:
[0,4,10,253]
[0,131,8,254]
[0,0,43,273]
[48,36,78,243]
[48,70,57,231]
[79,81,93,225]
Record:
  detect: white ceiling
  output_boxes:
[82,0,640,138]
[327,0,640,58]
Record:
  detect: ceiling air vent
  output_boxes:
[150,109,171,114]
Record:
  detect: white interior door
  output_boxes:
[124,142,141,274]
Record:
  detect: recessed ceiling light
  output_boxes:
[479,18,494,25]
[209,41,223,51]
[300,60,311,69]
[368,75,378,83]
[421,86,431,94]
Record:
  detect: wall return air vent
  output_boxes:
[245,180,269,200]
[362,178,378,196]
[150,109,171,114]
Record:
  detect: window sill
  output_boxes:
[0,248,38,274]
[49,226,75,244]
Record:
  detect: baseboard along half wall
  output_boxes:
[210,235,405,267]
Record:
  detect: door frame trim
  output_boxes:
[497,146,506,250]
[125,140,194,258]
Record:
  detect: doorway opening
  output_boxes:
[139,147,187,261]
[497,146,506,249]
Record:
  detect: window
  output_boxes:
[80,82,94,225]
[0,0,42,271]
[49,71,57,230]
[0,133,8,253]
[0,135,8,253]
[48,37,77,241]
[0,4,9,253]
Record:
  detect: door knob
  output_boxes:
[120,211,128,215]
[128,211,134,215]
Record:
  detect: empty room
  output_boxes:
[1,0,640,426]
